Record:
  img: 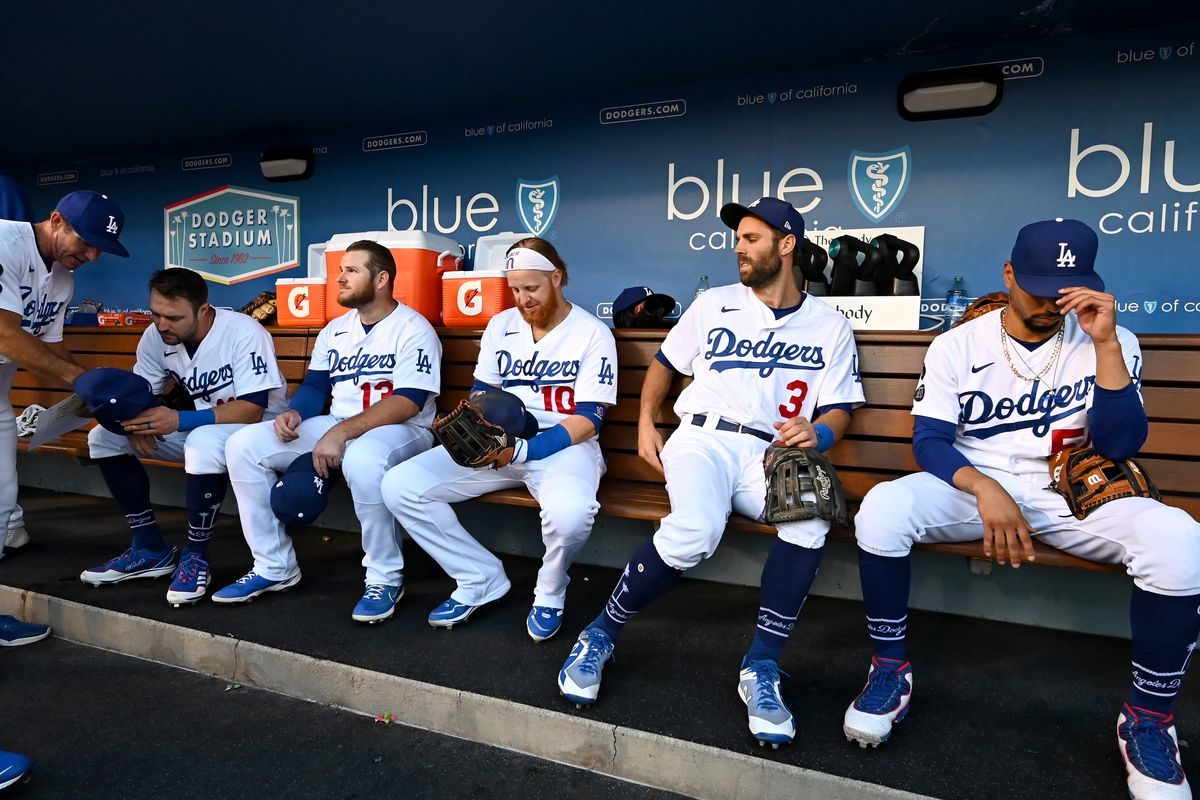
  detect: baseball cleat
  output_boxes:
[427,598,477,628]
[843,656,913,748]
[353,584,404,623]
[0,749,32,790]
[80,545,177,586]
[1118,703,1191,800]
[738,658,796,747]
[166,552,211,606]
[1,524,29,559]
[558,627,614,707]
[211,570,300,604]
[527,606,564,642]
[0,615,51,647]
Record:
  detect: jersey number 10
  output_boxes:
[540,385,575,414]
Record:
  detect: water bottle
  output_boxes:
[943,275,969,330]
[693,274,710,303]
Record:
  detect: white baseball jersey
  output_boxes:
[309,303,441,426]
[134,308,288,414]
[475,304,618,430]
[0,220,73,364]
[662,284,865,429]
[913,309,1143,475]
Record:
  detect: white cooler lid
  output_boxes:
[325,230,462,254]
[442,270,507,279]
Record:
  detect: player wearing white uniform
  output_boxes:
[81,268,287,606]
[557,198,864,747]
[0,189,127,787]
[382,238,617,641]
[218,240,441,622]
[844,219,1200,800]
[0,174,34,560]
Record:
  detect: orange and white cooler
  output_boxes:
[441,270,514,328]
[322,231,462,325]
[275,277,327,327]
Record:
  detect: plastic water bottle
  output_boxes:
[943,275,968,330]
[694,274,710,303]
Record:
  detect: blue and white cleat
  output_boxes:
[353,584,404,623]
[558,627,614,707]
[527,606,564,642]
[0,616,51,647]
[166,552,210,606]
[211,570,300,604]
[843,656,913,748]
[80,546,176,586]
[428,598,477,628]
[738,659,795,748]
[0,749,32,790]
[1118,703,1192,800]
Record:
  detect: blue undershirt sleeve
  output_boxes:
[236,389,270,408]
[913,415,972,487]
[393,387,430,410]
[573,402,606,433]
[654,349,676,372]
[816,402,853,418]
[471,379,497,395]
[288,369,331,420]
[1088,383,1148,461]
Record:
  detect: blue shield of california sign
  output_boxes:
[516,177,559,237]
[164,185,300,284]
[849,147,911,222]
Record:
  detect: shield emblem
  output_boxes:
[516,177,560,237]
[1144,300,1158,314]
[849,147,911,222]
[767,92,778,103]
[1160,47,1173,60]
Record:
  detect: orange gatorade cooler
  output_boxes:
[441,270,514,328]
[322,231,462,325]
[275,277,327,327]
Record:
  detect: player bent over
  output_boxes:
[557,198,864,748]
[218,240,441,621]
[382,238,617,641]
[81,268,288,605]
[844,219,1200,800]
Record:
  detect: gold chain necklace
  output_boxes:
[999,308,1064,383]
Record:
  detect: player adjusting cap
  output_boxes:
[55,190,129,257]
[72,367,158,435]
[270,452,343,527]
[471,389,539,439]
[1009,218,1103,297]
[719,197,805,239]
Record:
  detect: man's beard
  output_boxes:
[739,252,783,289]
[518,292,561,326]
[339,283,375,309]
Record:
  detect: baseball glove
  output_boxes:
[762,444,850,527]
[240,291,277,324]
[1047,447,1161,520]
[433,399,516,469]
[953,291,1008,327]
[157,377,196,411]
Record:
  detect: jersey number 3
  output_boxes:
[778,380,809,419]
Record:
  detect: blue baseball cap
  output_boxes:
[56,190,129,257]
[472,389,539,438]
[73,368,158,435]
[270,452,342,526]
[612,286,675,317]
[1009,218,1103,297]
[719,197,805,239]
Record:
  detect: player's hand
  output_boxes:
[128,432,162,458]
[637,418,665,475]
[773,417,817,448]
[1058,287,1117,345]
[122,405,179,437]
[974,479,1036,568]
[274,409,302,442]
[311,427,348,478]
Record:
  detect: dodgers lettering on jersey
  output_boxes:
[475,304,617,430]
[662,284,864,430]
[913,310,1143,474]
[0,220,73,364]
[134,309,288,414]
[309,303,442,426]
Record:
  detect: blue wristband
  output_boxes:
[814,422,834,453]
[515,424,572,463]
[177,408,216,432]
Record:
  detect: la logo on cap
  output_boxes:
[1056,243,1075,269]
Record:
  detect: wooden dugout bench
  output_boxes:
[14,325,1200,573]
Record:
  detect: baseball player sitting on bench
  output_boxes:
[81,268,288,606]
[382,237,617,641]
[844,219,1200,800]
[557,197,865,748]
[217,240,441,622]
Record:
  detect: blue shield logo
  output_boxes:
[849,147,911,222]
[1144,300,1158,314]
[1159,47,1173,60]
[516,177,559,237]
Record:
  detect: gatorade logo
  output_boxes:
[287,285,310,317]
[457,280,484,316]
